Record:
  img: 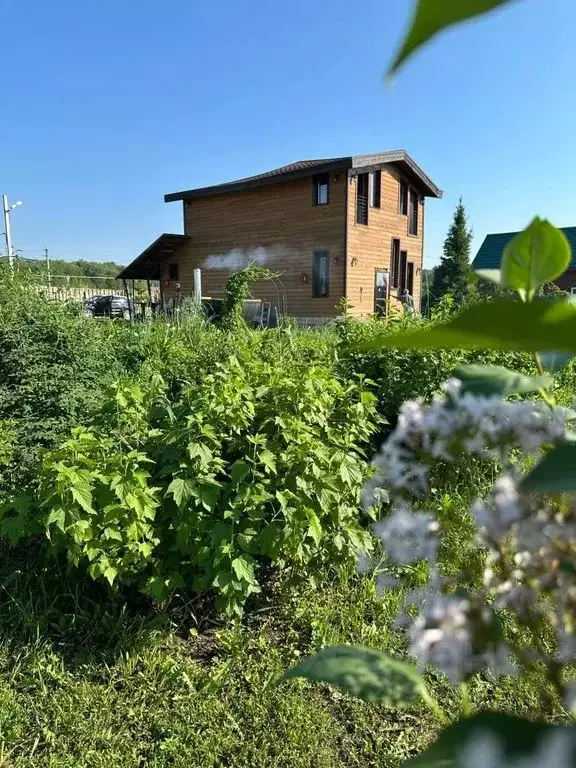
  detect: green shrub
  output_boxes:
[334,311,570,425]
[7,350,379,615]
[0,268,125,496]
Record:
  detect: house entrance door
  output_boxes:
[374,270,389,317]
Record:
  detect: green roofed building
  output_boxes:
[472,227,576,294]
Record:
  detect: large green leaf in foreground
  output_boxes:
[521,443,576,493]
[405,712,576,767]
[500,218,571,301]
[389,0,520,75]
[453,364,552,397]
[366,299,576,353]
[285,646,427,706]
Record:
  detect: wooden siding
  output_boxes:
[163,174,348,318]
[345,166,424,318]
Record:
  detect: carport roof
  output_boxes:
[117,233,190,280]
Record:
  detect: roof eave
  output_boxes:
[352,150,443,198]
[117,233,190,281]
[164,158,353,202]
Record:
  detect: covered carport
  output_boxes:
[116,233,190,312]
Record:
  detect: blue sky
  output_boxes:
[1,0,573,267]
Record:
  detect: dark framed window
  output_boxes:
[407,262,414,295]
[370,170,381,208]
[312,251,329,297]
[356,173,369,225]
[168,263,179,281]
[391,239,401,288]
[409,189,419,235]
[399,250,408,293]
[313,174,329,206]
[399,180,409,215]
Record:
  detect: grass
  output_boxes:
[0,544,562,768]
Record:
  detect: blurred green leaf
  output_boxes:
[501,218,571,300]
[521,443,576,493]
[453,364,552,397]
[365,299,576,353]
[285,646,427,705]
[474,268,502,285]
[389,0,519,75]
[539,350,575,373]
[405,712,576,766]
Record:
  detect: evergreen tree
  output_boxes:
[432,199,473,306]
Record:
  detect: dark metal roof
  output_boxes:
[473,227,576,271]
[116,233,189,280]
[164,150,442,202]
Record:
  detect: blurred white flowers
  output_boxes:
[365,379,570,499]
[364,377,576,686]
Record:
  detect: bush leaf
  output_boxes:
[365,299,576,354]
[453,364,552,397]
[285,646,427,705]
[501,218,571,300]
[167,477,194,509]
[405,712,576,767]
[389,0,519,75]
[521,443,576,493]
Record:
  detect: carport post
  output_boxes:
[122,279,132,322]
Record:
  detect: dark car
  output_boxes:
[83,295,131,320]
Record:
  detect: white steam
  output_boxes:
[203,245,285,271]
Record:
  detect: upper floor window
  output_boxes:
[399,180,409,215]
[356,173,369,225]
[370,170,381,208]
[168,263,179,281]
[409,189,419,236]
[313,174,329,206]
[312,251,329,297]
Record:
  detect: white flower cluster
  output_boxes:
[476,474,576,646]
[365,379,570,501]
[364,379,576,685]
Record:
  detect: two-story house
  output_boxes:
[118,151,442,321]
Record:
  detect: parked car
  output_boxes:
[83,295,131,320]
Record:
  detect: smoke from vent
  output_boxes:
[202,245,285,271]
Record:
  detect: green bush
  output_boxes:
[334,310,575,425]
[0,268,125,496]
[7,350,379,615]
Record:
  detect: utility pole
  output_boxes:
[45,246,51,288]
[2,195,22,270]
[2,195,13,268]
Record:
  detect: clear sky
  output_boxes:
[1,0,574,267]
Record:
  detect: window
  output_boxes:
[356,173,369,224]
[168,263,179,281]
[369,170,381,208]
[391,239,401,288]
[399,180,408,215]
[312,251,329,297]
[409,189,419,235]
[407,262,414,295]
[313,174,329,206]
[399,250,408,293]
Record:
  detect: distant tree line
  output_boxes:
[16,257,124,289]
